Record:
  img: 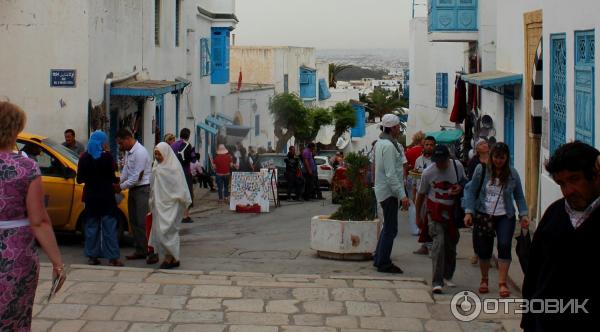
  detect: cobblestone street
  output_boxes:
[32,263,522,332]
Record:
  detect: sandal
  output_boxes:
[499,282,511,298]
[479,277,489,294]
[159,260,180,269]
[108,259,124,267]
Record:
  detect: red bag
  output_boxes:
[145,213,154,253]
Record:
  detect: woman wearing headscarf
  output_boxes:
[149,142,192,269]
[77,130,123,266]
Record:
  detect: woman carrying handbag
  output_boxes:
[463,143,529,298]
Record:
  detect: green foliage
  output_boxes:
[328,63,352,88]
[329,102,357,147]
[296,107,333,143]
[330,152,375,221]
[270,93,309,152]
[364,87,404,122]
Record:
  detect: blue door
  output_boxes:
[504,88,515,165]
[575,30,595,146]
[550,34,567,154]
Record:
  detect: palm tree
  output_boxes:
[329,63,352,88]
[364,88,403,122]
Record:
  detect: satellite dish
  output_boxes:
[336,131,351,150]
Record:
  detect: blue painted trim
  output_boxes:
[574,29,595,146]
[111,82,187,97]
[206,116,226,128]
[197,122,218,135]
[216,113,234,124]
[550,33,567,154]
[461,72,522,88]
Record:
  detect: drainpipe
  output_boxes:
[104,69,139,122]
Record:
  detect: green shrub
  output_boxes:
[330,152,375,221]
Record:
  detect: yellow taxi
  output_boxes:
[16,132,131,239]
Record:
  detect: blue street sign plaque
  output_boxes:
[50,69,76,87]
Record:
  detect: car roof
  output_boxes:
[18,132,47,141]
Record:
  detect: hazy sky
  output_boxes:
[234,0,428,50]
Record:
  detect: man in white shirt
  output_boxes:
[116,128,152,261]
[373,114,410,273]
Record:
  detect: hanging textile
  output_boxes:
[450,76,467,123]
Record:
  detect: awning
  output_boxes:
[111,79,189,97]
[197,122,218,135]
[426,129,464,145]
[461,71,522,89]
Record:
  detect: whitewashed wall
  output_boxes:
[223,87,276,151]
[407,18,467,139]
[0,0,235,157]
[539,0,600,211]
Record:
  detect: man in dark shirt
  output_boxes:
[284,146,303,201]
[521,141,599,331]
[172,128,195,223]
[62,128,85,156]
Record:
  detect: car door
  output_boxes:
[17,140,75,227]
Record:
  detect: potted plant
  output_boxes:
[310,152,380,260]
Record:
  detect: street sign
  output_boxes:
[50,69,76,87]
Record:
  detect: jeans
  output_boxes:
[85,214,120,260]
[429,220,459,287]
[128,185,150,255]
[216,175,230,200]
[474,214,516,262]
[286,173,303,199]
[374,197,399,268]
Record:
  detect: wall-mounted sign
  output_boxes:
[50,69,76,87]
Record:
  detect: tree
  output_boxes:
[295,107,333,144]
[328,63,352,88]
[329,102,357,148]
[364,88,403,122]
[270,93,309,153]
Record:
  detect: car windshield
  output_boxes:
[315,157,326,165]
[43,138,79,165]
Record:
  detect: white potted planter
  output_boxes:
[310,215,381,260]
[309,152,379,261]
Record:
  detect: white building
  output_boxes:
[406,18,467,139]
[229,46,322,106]
[0,0,237,163]
[420,0,600,224]
[222,83,276,151]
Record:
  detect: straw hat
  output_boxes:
[217,144,229,155]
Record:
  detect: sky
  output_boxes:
[234,0,428,50]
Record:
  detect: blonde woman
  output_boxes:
[148,142,191,269]
[0,102,64,329]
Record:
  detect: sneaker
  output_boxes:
[413,245,429,255]
[87,257,101,265]
[377,264,404,274]
[444,279,457,288]
[182,217,193,223]
[432,285,443,294]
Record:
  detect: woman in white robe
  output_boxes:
[149,142,192,269]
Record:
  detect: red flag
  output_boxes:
[237,68,243,92]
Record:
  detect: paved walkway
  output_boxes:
[32,264,522,332]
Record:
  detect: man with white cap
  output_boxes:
[373,113,410,273]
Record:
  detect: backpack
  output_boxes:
[239,155,252,172]
[175,141,191,166]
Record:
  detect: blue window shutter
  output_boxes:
[550,33,567,153]
[436,73,442,107]
[211,27,230,84]
[504,88,515,165]
[442,73,448,107]
[255,115,260,136]
[200,38,210,77]
[318,79,331,100]
[299,68,316,99]
[574,30,595,146]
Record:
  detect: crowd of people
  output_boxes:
[371,113,599,329]
[1,98,599,329]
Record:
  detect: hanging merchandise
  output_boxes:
[450,76,467,124]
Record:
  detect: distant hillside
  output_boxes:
[336,66,389,81]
